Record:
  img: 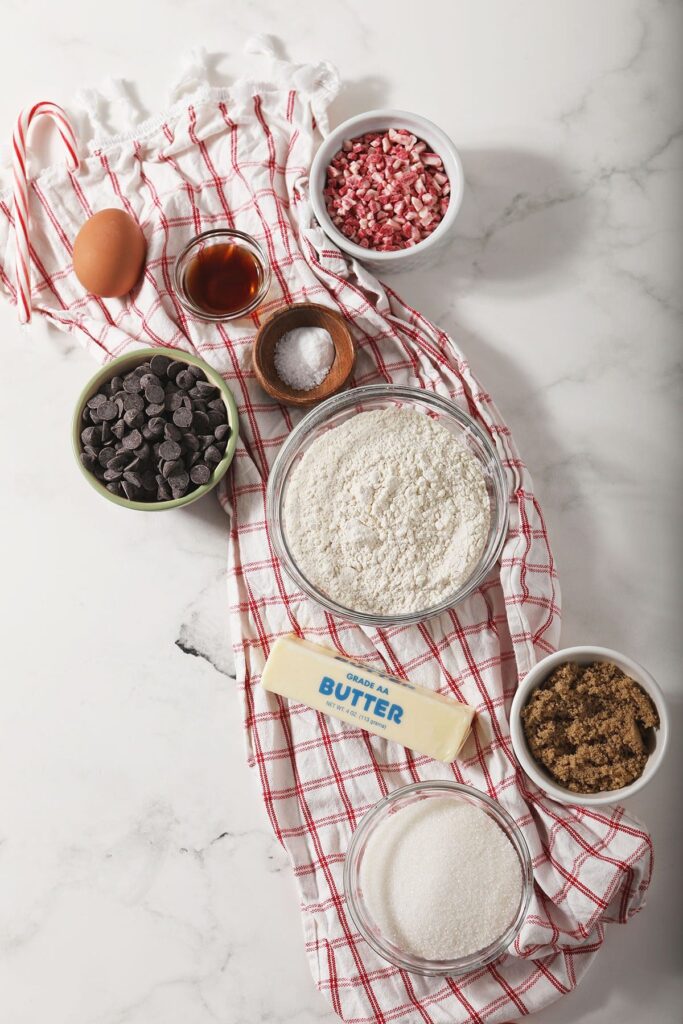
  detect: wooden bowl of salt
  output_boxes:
[253,303,356,407]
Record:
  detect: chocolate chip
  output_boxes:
[122,430,143,450]
[80,452,97,471]
[169,467,189,487]
[106,481,123,495]
[184,432,200,452]
[87,393,107,409]
[121,480,140,501]
[150,354,171,375]
[98,447,116,466]
[162,458,182,479]
[164,422,182,442]
[190,463,211,485]
[144,383,165,405]
[123,373,142,393]
[176,369,195,390]
[98,401,118,421]
[81,425,100,447]
[165,391,184,412]
[207,408,226,429]
[123,409,143,428]
[166,361,184,379]
[173,407,193,429]
[196,381,218,397]
[108,453,131,472]
[103,467,123,482]
[192,411,210,434]
[147,416,165,437]
[110,375,124,393]
[123,393,145,413]
[214,423,231,442]
[145,403,165,417]
[159,439,181,461]
[204,445,222,464]
[111,419,126,440]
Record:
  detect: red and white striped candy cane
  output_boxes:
[12,100,79,324]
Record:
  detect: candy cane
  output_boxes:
[12,101,79,324]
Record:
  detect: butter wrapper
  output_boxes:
[260,635,475,763]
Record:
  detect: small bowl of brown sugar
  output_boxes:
[510,647,669,806]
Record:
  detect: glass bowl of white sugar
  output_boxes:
[344,781,533,976]
[266,384,508,625]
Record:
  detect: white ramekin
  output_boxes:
[309,109,464,273]
[509,646,669,807]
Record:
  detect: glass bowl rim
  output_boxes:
[343,780,534,977]
[172,227,272,322]
[266,383,509,625]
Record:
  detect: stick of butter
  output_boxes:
[260,635,475,763]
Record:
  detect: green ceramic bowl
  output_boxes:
[72,347,239,511]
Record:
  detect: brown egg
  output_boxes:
[73,208,146,298]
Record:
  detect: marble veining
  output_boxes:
[1,1,681,1022]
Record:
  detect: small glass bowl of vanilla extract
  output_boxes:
[173,228,271,321]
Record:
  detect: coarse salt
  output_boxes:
[274,326,335,391]
[360,797,523,961]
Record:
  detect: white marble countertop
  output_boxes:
[1,1,681,1021]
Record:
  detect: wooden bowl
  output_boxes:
[253,303,356,407]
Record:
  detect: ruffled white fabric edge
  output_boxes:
[0,36,340,200]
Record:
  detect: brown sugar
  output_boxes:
[521,661,659,794]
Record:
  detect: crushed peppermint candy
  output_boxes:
[323,128,450,252]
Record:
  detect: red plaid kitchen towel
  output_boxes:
[0,43,653,1024]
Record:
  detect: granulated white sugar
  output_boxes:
[360,797,523,961]
[284,408,490,615]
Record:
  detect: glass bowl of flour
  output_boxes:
[267,384,508,625]
[344,781,533,976]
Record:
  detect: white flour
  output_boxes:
[284,408,491,615]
